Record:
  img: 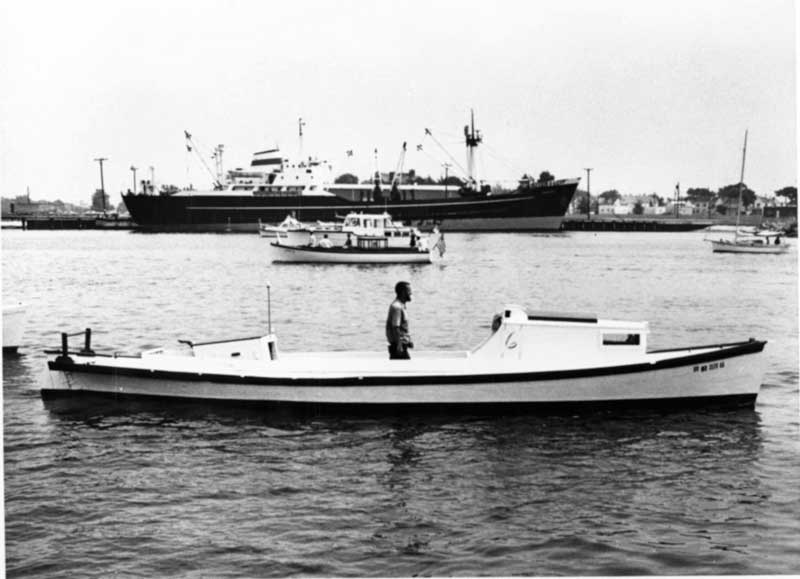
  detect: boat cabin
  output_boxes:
[472,305,649,365]
[342,212,393,231]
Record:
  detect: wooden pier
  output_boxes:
[562,217,713,232]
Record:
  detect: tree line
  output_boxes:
[576,185,796,215]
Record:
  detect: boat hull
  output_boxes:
[711,241,788,255]
[42,340,766,410]
[121,181,578,233]
[710,240,789,254]
[270,243,434,264]
[3,303,27,353]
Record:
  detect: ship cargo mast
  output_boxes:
[464,109,482,187]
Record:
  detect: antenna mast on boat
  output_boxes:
[298,117,306,162]
[464,109,482,188]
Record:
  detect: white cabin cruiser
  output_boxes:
[275,212,429,248]
[42,305,766,411]
[270,212,445,264]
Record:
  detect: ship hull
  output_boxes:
[122,182,578,232]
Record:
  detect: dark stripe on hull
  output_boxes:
[46,339,765,388]
[122,182,577,232]
[272,243,430,255]
[40,389,758,415]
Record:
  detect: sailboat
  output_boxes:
[709,131,788,254]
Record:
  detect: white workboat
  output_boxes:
[42,305,766,411]
[3,302,27,353]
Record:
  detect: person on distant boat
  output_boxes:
[410,232,417,248]
[345,233,353,248]
[775,236,781,245]
[386,281,413,360]
[309,232,318,247]
[319,234,333,248]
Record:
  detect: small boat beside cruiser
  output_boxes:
[257,215,305,238]
[41,303,766,411]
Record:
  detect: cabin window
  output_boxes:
[603,333,640,346]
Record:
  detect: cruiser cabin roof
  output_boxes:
[471,305,649,366]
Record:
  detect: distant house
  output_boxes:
[642,204,667,216]
[629,194,667,216]
[690,200,711,216]
[715,197,744,215]
[763,205,797,220]
[598,199,633,215]
[665,200,696,217]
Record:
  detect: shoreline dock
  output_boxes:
[561,216,714,232]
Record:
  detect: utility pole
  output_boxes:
[94,157,107,211]
[584,168,592,219]
[130,165,137,194]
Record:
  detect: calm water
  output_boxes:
[3,229,798,577]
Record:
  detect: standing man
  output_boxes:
[386,281,413,359]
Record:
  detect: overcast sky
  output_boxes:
[1,0,796,206]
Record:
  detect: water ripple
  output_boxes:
[3,230,798,576]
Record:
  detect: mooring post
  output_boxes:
[83,328,93,354]
[61,332,69,357]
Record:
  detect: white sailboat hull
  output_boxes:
[710,240,789,254]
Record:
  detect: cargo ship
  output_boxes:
[122,115,579,232]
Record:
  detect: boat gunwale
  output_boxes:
[46,339,766,387]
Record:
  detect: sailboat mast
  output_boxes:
[737,130,748,229]
[739,130,748,185]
